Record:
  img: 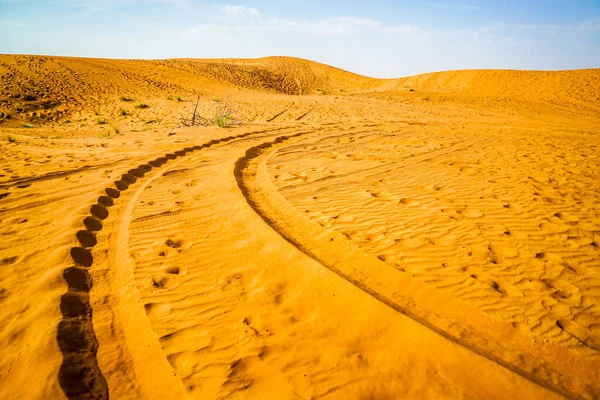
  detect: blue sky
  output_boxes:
[1,0,599,77]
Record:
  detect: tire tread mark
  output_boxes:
[295,101,318,121]
[58,125,288,399]
[234,133,594,400]
[0,160,127,190]
[267,101,295,122]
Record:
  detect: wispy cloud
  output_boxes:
[263,16,381,34]
[186,14,382,36]
[217,4,261,18]
[580,18,600,31]
[47,0,189,13]
[184,10,595,40]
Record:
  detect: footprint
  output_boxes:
[165,238,192,250]
[470,273,522,297]
[150,274,178,290]
[489,243,519,259]
[541,278,581,305]
[167,351,198,373]
[222,273,243,290]
[553,212,580,225]
[145,302,173,319]
[459,208,483,218]
[333,213,354,222]
[369,190,396,200]
[399,198,420,206]
[165,266,188,276]
[1,256,18,265]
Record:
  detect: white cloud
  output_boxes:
[315,17,381,33]
[48,0,190,13]
[580,18,600,31]
[187,15,381,35]
[183,10,600,44]
[330,17,381,28]
[383,25,421,36]
[217,4,261,18]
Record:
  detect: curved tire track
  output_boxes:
[59,126,293,399]
[234,131,597,400]
[295,100,318,121]
[266,101,295,122]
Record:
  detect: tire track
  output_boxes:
[58,126,294,399]
[234,131,597,400]
[266,101,295,122]
[0,161,125,190]
[295,100,318,121]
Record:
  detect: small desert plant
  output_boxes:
[7,136,16,143]
[213,98,240,128]
[167,96,173,100]
[64,119,71,123]
[176,96,182,102]
[179,95,210,127]
[214,114,229,128]
[178,95,240,128]
[211,96,220,102]
[135,103,149,109]
[120,96,133,102]
[97,118,107,125]
[23,123,33,128]
[119,109,127,116]
[317,88,327,95]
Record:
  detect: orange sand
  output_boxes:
[0,54,599,399]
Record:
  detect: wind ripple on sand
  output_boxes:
[269,123,600,355]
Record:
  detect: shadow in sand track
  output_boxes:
[56,127,284,399]
[58,162,153,398]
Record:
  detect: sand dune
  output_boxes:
[0,54,599,399]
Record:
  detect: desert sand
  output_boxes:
[0,54,599,399]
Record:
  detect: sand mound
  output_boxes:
[169,56,377,95]
[394,69,600,108]
[1,55,599,131]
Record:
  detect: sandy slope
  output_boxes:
[0,54,599,399]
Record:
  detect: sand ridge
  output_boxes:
[0,54,599,399]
